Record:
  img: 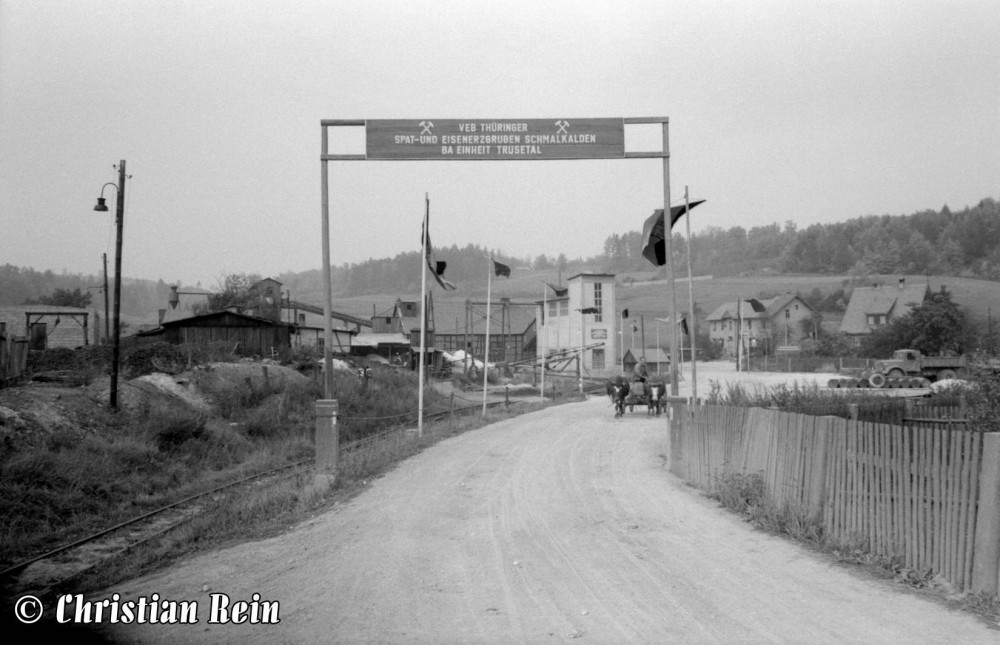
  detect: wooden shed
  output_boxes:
[146,310,291,357]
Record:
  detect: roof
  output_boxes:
[159,310,291,328]
[351,332,411,347]
[763,293,815,317]
[432,300,537,336]
[705,299,770,322]
[840,282,927,335]
[567,272,615,282]
[624,348,671,364]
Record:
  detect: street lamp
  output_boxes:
[93,160,127,410]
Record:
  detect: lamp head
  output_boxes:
[94,197,109,212]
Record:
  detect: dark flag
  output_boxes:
[493,259,511,278]
[422,221,457,290]
[579,307,600,314]
[546,282,568,297]
[622,308,629,319]
[680,316,689,336]
[640,199,706,267]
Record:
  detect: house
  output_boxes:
[839,279,928,346]
[705,299,770,357]
[764,293,818,347]
[622,348,671,376]
[706,294,817,357]
[536,273,618,378]
[138,310,292,357]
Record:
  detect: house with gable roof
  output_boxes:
[839,278,928,347]
[706,294,817,357]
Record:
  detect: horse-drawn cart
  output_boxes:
[608,378,666,417]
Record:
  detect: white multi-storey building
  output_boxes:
[536,272,617,378]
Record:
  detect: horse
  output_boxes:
[646,380,666,416]
[606,376,630,418]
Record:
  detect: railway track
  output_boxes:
[0,390,578,596]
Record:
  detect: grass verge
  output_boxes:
[710,471,1000,627]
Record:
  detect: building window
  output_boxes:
[592,348,605,370]
[785,309,790,319]
[549,301,558,319]
[559,301,568,316]
[592,283,603,322]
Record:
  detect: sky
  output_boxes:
[1,0,998,289]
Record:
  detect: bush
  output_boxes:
[121,342,186,377]
[713,472,765,514]
[144,408,207,450]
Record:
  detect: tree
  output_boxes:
[533,254,551,270]
[907,286,966,355]
[194,273,263,315]
[24,287,92,308]
[860,286,966,357]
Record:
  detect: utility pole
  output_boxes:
[102,253,110,344]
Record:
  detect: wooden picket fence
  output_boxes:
[670,404,1000,596]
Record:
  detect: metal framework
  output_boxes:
[320,117,681,404]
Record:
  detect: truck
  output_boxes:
[869,349,966,385]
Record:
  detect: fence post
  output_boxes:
[450,392,455,431]
[972,432,1000,595]
[314,399,339,490]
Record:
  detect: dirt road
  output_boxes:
[99,396,996,644]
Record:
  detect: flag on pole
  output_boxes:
[640,199,706,267]
[622,308,629,318]
[493,259,511,278]
[546,282,568,297]
[680,316,689,336]
[579,307,600,314]
[422,221,457,290]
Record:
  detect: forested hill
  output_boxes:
[3,197,997,314]
[602,198,1000,279]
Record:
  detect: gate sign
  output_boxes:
[366,119,625,160]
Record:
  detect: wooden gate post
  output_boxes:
[314,400,339,490]
[972,432,1000,594]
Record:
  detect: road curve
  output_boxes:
[101,397,996,644]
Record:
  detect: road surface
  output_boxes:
[98,396,996,643]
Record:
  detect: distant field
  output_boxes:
[322,272,1000,329]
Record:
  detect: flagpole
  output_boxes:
[684,185,698,402]
[539,280,546,402]
[418,194,429,437]
[482,256,492,416]
[661,120,679,397]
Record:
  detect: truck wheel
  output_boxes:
[937,369,957,381]
[888,368,905,378]
[868,372,886,388]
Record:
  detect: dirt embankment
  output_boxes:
[0,361,307,447]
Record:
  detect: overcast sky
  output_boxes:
[2,1,998,288]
